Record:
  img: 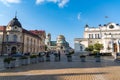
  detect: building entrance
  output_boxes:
[113,43,117,52]
[11,47,17,54]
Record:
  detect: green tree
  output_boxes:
[93,43,103,52]
[85,43,103,54]
[85,45,94,51]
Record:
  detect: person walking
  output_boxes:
[58,51,61,61]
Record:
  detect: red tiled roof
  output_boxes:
[23,29,41,39]
[29,30,46,37]
[29,30,45,34]
[0,26,6,31]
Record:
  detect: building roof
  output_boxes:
[29,30,45,34]
[57,35,65,39]
[29,30,46,38]
[0,26,6,31]
[7,17,22,28]
[23,29,41,39]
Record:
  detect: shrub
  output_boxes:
[4,57,16,63]
[20,56,28,59]
[80,55,86,58]
[30,55,37,58]
[69,51,74,55]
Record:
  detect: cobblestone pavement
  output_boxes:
[0,55,120,80]
[0,57,5,71]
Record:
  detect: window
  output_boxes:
[80,46,83,51]
[8,49,10,51]
[89,34,93,39]
[109,25,114,29]
[13,35,17,42]
[89,34,93,38]
[91,34,93,38]
[27,37,28,44]
[95,34,97,38]
[31,38,32,46]
[6,35,9,41]
[98,34,100,38]
[20,36,22,41]
[88,34,90,38]
[95,34,100,39]
[14,27,17,29]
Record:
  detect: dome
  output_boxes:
[57,40,66,44]
[57,35,65,39]
[47,33,51,36]
[7,17,22,28]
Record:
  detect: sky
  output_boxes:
[0,0,120,48]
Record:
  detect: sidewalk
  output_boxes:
[0,56,5,71]
[0,55,119,80]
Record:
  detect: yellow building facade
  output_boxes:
[0,16,46,55]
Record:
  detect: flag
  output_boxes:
[105,16,109,18]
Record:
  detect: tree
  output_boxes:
[85,43,103,54]
[85,45,94,51]
[93,43,103,52]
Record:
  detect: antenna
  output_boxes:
[15,11,17,18]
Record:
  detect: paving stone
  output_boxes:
[0,55,119,80]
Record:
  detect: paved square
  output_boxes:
[0,55,120,80]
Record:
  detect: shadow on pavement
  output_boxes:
[0,72,108,80]
[0,60,120,73]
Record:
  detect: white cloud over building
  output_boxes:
[0,0,21,6]
[36,0,69,8]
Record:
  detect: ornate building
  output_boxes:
[74,22,120,56]
[45,33,72,54]
[0,16,46,55]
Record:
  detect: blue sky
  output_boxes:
[0,0,120,48]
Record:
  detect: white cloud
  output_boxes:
[77,13,81,20]
[0,0,21,6]
[58,0,69,8]
[47,0,57,3]
[36,0,69,8]
[36,0,45,4]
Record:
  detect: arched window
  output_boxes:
[13,35,17,42]
[20,36,22,41]
[27,37,29,44]
[80,46,83,51]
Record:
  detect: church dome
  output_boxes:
[57,35,65,39]
[7,17,22,28]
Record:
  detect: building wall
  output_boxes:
[0,17,46,55]
[23,33,41,54]
[0,31,4,55]
[75,22,120,54]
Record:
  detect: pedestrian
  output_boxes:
[58,51,61,61]
[46,51,50,61]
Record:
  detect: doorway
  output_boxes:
[11,46,17,54]
[113,43,117,52]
